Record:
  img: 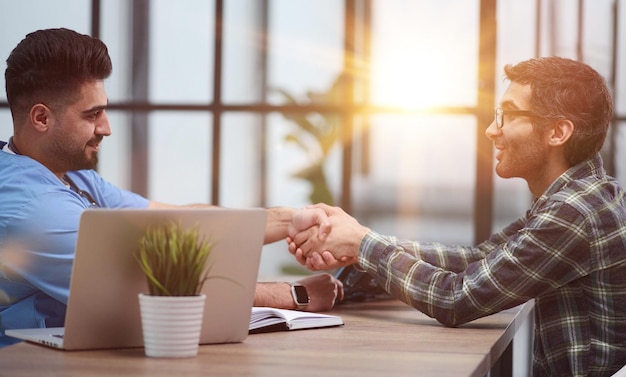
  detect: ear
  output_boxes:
[29,103,54,132]
[547,119,574,147]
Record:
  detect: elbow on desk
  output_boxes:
[439,320,460,328]
[424,306,483,328]
[428,303,521,327]
[437,316,464,328]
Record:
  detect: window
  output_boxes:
[1,0,624,276]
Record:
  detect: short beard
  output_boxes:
[48,139,99,172]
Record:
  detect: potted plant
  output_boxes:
[134,221,215,358]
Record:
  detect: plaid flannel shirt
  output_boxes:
[358,153,626,376]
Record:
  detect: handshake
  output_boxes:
[286,203,371,271]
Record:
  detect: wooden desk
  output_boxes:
[0,299,533,377]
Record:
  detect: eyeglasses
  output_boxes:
[494,108,536,129]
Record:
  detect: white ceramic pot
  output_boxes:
[138,293,206,358]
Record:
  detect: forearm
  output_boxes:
[263,207,296,244]
[253,282,296,309]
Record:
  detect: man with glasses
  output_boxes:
[0,28,343,348]
[287,56,626,376]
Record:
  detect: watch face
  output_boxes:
[293,285,309,304]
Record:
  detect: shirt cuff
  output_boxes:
[357,231,396,274]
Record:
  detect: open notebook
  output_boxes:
[249,307,344,333]
[6,208,267,350]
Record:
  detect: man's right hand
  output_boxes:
[286,203,369,270]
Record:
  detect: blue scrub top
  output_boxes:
[0,145,149,347]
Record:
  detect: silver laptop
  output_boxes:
[6,208,267,350]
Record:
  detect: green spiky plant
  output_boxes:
[135,221,217,296]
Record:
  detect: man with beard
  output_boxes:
[288,57,626,376]
[0,28,342,347]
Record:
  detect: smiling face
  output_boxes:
[41,80,111,174]
[486,82,551,192]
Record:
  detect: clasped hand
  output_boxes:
[286,203,370,271]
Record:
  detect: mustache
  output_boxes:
[87,136,104,146]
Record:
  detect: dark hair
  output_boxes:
[5,28,112,124]
[504,56,613,166]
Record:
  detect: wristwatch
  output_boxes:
[290,283,310,310]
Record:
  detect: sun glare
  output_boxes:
[371,54,470,111]
[368,2,478,112]
[375,59,446,110]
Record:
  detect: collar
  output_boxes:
[1,137,18,155]
[530,153,605,211]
